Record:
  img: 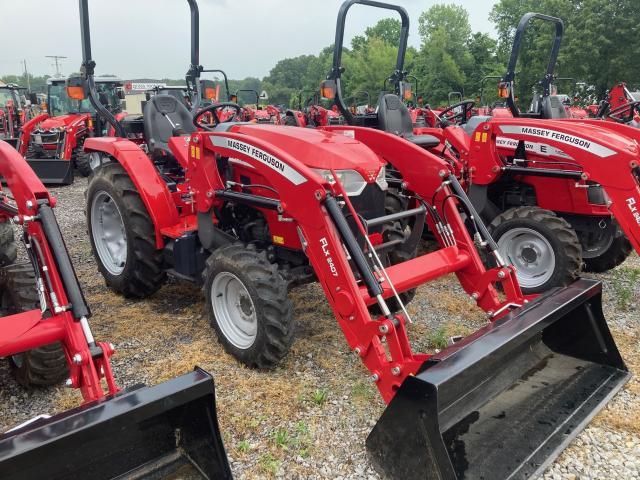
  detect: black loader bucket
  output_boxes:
[367,279,630,480]
[0,368,232,480]
[25,159,74,185]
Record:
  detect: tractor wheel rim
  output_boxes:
[91,191,127,276]
[211,272,257,349]
[497,227,555,289]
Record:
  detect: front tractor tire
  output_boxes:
[1,263,68,387]
[489,207,582,294]
[73,146,92,177]
[204,244,294,369]
[86,162,166,298]
[581,221,632,273]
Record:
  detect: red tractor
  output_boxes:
[17,76,126,184]
[0,84,29,148]
[79,1,628,479]
[0,140,231,479]
[233,89,282,124]
[593,82,640,126]
[284,90,343,127]
[323,5,637,293]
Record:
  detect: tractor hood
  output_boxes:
[230,124,385,182]
[39,114,90,131]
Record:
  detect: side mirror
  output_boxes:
[320,80,336,100]
[400,82,413,101]
[498,82,511,99]
[66,76,87,100]
[29,92,38,104]
[117,89,126,100]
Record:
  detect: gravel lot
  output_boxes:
[1,178,639,479]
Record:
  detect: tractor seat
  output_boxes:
[377,93,440,149]
[541,95,569,119]
[143,94,196,155]
[462,115,492,137]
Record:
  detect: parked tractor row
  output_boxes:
[0,0,637,479]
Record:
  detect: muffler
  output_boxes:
[367,279,630,480]
[0,368,232,480]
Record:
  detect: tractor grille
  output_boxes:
[346,184,386,234]
[31,130,62,146]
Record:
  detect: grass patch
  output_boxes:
[311,388,328,405]
[612,267,640,310]
[273,427,291,450]
[236,440,250,454]
[426,326,448,350]
[351,381,375,402]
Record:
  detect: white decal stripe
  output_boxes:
[495,136,572,159]
[211,136,307,185]
[499,125,616,158]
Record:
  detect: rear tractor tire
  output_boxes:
[1,263,68,387]
[489,207,581,294]
[580,221,632,273]
[0,222,17,267]
[203,244,294,369]
[86,162,166,298]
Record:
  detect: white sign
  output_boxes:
[211,137,307,185]
[125,82,167,92]
[259,90,269,100]
[498,125,616,158]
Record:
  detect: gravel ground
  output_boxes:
[1,178,639,479]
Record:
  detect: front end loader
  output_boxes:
[74,1,629,478]
[0,138,231,479]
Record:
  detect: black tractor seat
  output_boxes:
[377,93,440,149]
[143,94,196,155]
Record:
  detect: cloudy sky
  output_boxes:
[1,0,498,80]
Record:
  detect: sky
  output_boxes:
[1,0,499,80]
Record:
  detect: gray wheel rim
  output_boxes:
[497,227,555,289]
[211,272,257,349]
[91,191,127,276]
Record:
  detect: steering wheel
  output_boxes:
[437,100,476,127]
[193,102,243,131]
[608,101,640,124]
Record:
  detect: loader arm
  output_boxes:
[194,127,525,402]
[469,118,640,253]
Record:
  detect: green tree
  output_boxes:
[352,18,402,51]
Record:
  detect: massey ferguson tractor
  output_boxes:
[284,91,343,127]
[0,140,231,479]
[322,3,638,294]
[17,76,126,184]
[595,82,640,126]
[233,89,282,124]
[77,1,628,479]
[0,84,28,148]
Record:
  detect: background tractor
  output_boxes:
[0,83,29,148]
[17,76,126,184]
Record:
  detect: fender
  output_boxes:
[83,137,179,247]
[17,113,49,155]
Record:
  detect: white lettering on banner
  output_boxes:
[320,237,339,277]
[495,137,572,159]
[627,197,640,226]
[499,125,616,158]
[211,137,307,185]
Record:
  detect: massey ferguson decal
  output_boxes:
[211,136,307,185]
[320,237,339,277]
[496,137,571,159]
[627,197,640,226]
[499,125,616,158]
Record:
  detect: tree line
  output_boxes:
[3,0,639,109]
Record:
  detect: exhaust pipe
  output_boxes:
[0,369,232,480]
[367,279,630,479]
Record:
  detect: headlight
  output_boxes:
[312,168,368,196]
[375,165,388,191]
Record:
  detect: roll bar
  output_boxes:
[325,0,410,125]
[203,69,231,101]
[501,12,564,117]
[185,0,203,111]
[78,0,126,137]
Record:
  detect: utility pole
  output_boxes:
[46,55,67,78]
[22,60,31,91]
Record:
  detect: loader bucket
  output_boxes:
[0,368,232,480]
[367,279,630,480]
[25,159,73,185]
